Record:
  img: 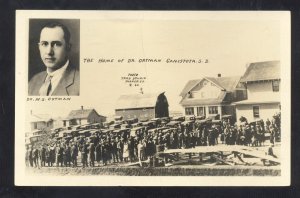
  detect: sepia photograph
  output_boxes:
[28,19,80,96]
[15,11,290,186]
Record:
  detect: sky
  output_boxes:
[27,19,281,120]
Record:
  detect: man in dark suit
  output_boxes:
[28,22,79,96]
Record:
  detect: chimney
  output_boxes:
[30,110,32,115]
[245,62,250,69]
[218,74,221,78]
[81,106,83,110]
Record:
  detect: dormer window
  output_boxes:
[188,91,193,98]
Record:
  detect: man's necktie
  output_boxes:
[39,75,53,96]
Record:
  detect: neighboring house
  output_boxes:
[52,117,65,129]
[64,106,106,127]
[115,92,169,120]
[234,61,280,122]
[179,75,246,120]
[29,112,54,131]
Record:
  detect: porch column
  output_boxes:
[218,105,222,118]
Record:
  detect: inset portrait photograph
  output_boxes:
[28,19,80,96]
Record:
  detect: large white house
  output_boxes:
[179,75,247,120]
[234,61,280,122]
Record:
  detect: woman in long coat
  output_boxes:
[95,142,102,166]
[129,137,135,162]
[89,142,95,167]
[123,141,129,162]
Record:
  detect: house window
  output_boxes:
[208,106,218,114]
[188,91,193,98]
[272,80,279,92]
[33,123,37,129]
[196,107,205,116]
[253,106,260,118]
[185,107,194,115]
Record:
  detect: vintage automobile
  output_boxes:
[156,127,169,134]
[70,125,81,130]
[161,128,178,134]
[194,119,210,128]
[113,128,130,136]
[130,126,146,137]
[150,118,162,126]
[207,114,220,120]
[181,120,194,130]
[101,129,114,134]
[79,124,93,130]
[195,115,206,120]
[90,123,101,129]
[141,121,156,129]
[109,123,122,130]
[249,119,264,128]
[185,115,196,122]
[131,122,143,128]
[90,129,100,136]
[125,118,138,125]
[103,121,115,128]
[171,116,185,122]
[160,117,171,123]
[114,121,123,125]
[114,115,123,121]
[221,115,235,125]
[78,130,91,137]
[50,127,64,136]
[166,120,182,128]
[29,134,43,143]
[212,120,222,125]
[120,124,131,129]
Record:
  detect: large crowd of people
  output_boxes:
[25,113,281,168]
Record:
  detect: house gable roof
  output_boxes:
[210,76,241,92]
[179,79,202,97]
[115,92,164,110]
[180,76,241,98]
[66,109,104,120]
[30,114,53,122]
[241,61,280,82]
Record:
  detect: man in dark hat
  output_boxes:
[71,142,78,167]
[41,144,47,167]
[81,141,89,168]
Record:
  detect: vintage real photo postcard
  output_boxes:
[15,11,291,186]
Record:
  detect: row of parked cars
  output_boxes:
[27,114,232,144]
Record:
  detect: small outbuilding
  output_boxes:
[64,106,106,127]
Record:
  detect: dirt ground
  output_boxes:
[26,142,281,176]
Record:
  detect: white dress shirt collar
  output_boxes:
[46,60,69,96]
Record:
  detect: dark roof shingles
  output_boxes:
[66,109,96,119]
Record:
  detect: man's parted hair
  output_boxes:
[40,22,71,45]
